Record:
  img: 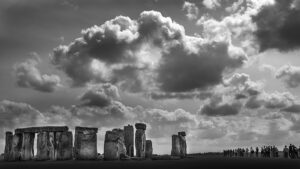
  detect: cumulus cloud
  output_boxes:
[202,0,221,9]
[79,83,120,107]
[226,0,244,13]
[252,0,300,51]
[14,53,61,92]
[52,10,247,94]
[182,1,199,20]
[276,65,300,88]
[0,100,45,139]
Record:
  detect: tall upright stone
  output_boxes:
[171,135,180,156]
[178,132,187,158]
[48,132,56,160]
[104,130,121,160]
[124,125,134,157]
[21,132,35,160]
[112,129,126,157]
[10,133,23,161]
[4,132,13,161]
[36,132,49,161]
[145,140,153,159]
[75,127,98,160]
[55,131,73,160]
[104,128,127,161]
[135,123,146,158]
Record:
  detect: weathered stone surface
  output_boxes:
[75,127,98,160]
[124,125,134,157]
[113,129,126,156]
[21,132,35,160]
[9,133,22,161]
[135,123,146,158]
[171,135,180,156]
[56,131,73,160]
[4,132,13,161]
[145,140,153,159]
[15,126,68,134]
[104,129,127,161]
[135,123,146,130]
[178,131,186,137]
[178,134,187,158]
[48,132,56,160]
[104,131,120,161]
[36,132,49,161]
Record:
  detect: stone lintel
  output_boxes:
[75,126,98,133]
[135,123,146,130]
[15,126,68,133]
[178,131,186,137]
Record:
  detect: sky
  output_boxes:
[1,0,300,155]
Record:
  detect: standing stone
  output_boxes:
[56,131,73,160]
[4,132,13,161]
[124,125,134,157]
[171,135,180,156]
[112,129,126,157]
[10,133,23,161]
[48,132,56,160]
[21,132,35,160]
[178,132,187,158]
[145,140,153,159]
[36,132,49,161]
[104,131,120,160]
[135,123,146,158]
[75,127,98,160]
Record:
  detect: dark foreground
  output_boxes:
[1,156,300,169]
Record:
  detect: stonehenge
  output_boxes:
[135,123,146,158]
[74,127,98,160]
[124,125,134,157]
[171,131,187,158]
[3,124,187,162]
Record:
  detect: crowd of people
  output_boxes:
[223,144,300,159]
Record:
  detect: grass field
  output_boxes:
[1,155,300,169]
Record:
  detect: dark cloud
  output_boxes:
[281,104,300,113]
[276,65,300,88]
[245,96,262,109]
[148,91,212,100]
[235,93,247,100]
[79,83,120,107]
[14,53,61,92]
[157,42,246,92]
[200,99,242,116]
[252,0,300,51]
